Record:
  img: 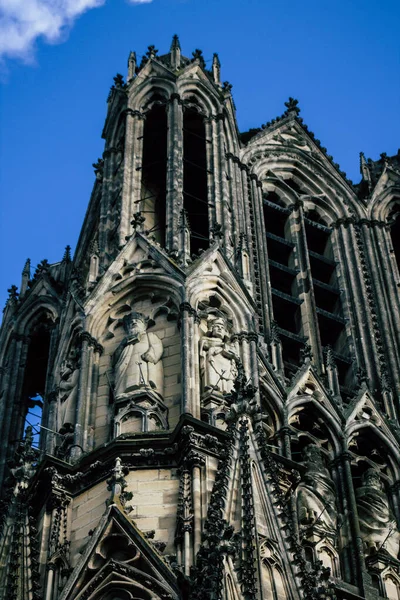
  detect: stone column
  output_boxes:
[330,457,351,583]
[180,303,197,416]
[98,148,114,267]
[87,346,102,451]
[72,333,91,458]
[289,201,323,371]
[279,426,292,460]
[189,453,205,559]
[369,222,400,394]
[118,109,140,246]
[183,523,192,576]
[336,220,378,385]
[204,118,216,231]
[45,391,59,455]
[216,114,231,251]
[166,94,184,254]
[340,452,367,591]
[44,565,56,600]
[210,117,222,227]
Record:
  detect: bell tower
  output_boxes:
[1,37,400,600]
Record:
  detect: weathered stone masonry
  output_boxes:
[1,36,400,600]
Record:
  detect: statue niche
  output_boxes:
[356,468,400,559]
[297,444,337,535]
[113,312,164,401]
[58,345,80,434]
[200,316,239,396]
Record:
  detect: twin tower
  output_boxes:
[1,36,400,600]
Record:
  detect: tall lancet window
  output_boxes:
[183,107,209,256]
[141,102,168,246]
[304,211,351,388]
[263,192,304,372]
[389,206,400,274]
[18,322,51,449]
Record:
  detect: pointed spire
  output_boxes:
[212,53,221,85]
[325,346,340,398]
[20,258,31,298]
[127,51,137,81]
[270,321,284,374]
[170,34,181,70]
[359,152,372,186]
[62,245,71,262]
[170,33,181,51]
[22,258,31,276]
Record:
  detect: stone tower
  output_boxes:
[1,37,400,600]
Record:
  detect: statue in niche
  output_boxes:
[356,468,400,558]
[114,312,164,400]
[200,316,239,395]
[297,444,337,533]
[58,346,80,433]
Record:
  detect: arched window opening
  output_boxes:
[141,103,168,246]
[389,208,400,274]
[183,108,209,256]
[19,323,51,449]
[263,192,304,375]
[305,211,352,389]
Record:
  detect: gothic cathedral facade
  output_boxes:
[1,37,400,600]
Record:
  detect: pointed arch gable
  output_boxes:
[59,505,179,600]
[186,250,257,332]
[242,143,361,220]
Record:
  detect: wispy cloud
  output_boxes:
[0,0,152,63]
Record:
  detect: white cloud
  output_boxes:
[126,0,152,3]
[0,0,105,62]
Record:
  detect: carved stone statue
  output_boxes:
[356,468,400,558]
[297,444,337,533]
[114,312,164,400]
[200,316,239,395]
[59,347,80,432]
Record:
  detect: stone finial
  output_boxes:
[170,34,181,70]
[131,211,146,233]
[146,45,158,59]
[127,51,137,81]
[300,343,313,363]
[192,48,206,69]
[106,457,133,513]
[7,285,19,308]
[325,345,336,368]
[113,73,125,88]
[325,346,341,398]
[62,245,71,263]
[284,97,300,116]
[212,53,221,85]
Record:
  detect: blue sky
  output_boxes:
[0,0,399,310]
